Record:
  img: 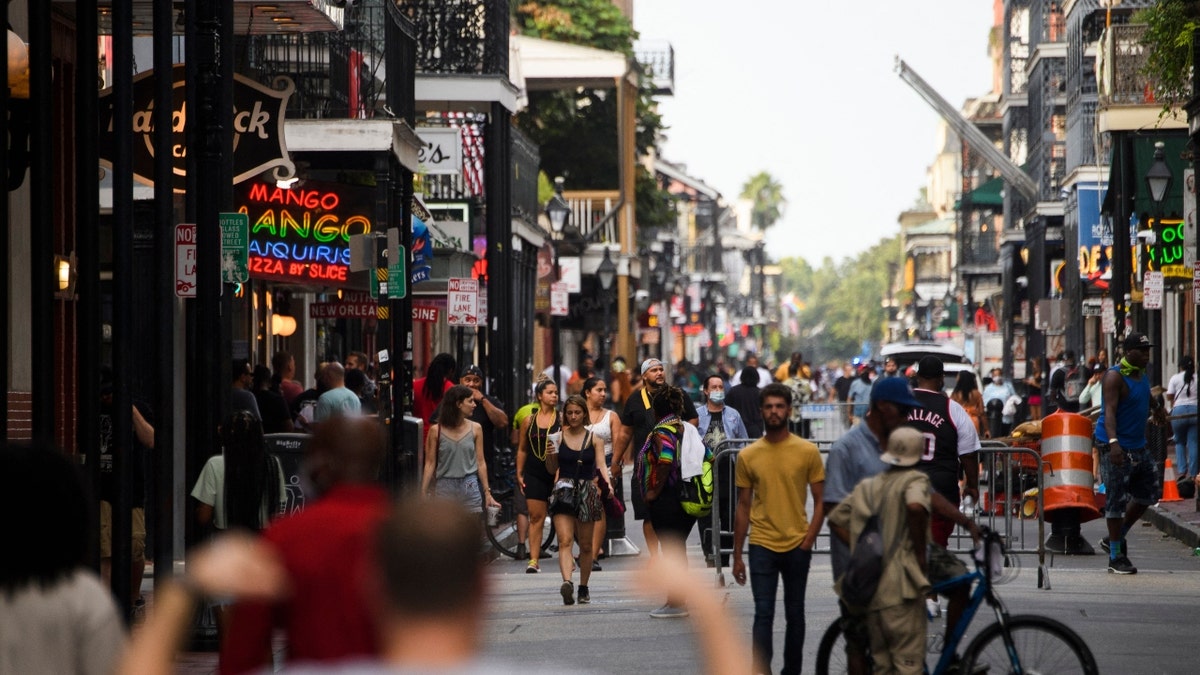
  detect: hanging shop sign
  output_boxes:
[1147,218,1190,279]
[98,64,295,193]
[236,179,374,286]
[415,127,464,175]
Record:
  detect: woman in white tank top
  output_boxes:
[583,376,624,564]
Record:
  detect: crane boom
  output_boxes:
[895,57,1040,202]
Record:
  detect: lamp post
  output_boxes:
[1145,141,1172,386]
[597,247,617,376]
[546,177,570,393]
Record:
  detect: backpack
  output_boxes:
[1062,367,1086,405]
[677,422,714,517]
[838,476,908,611]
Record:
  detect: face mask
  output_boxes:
[993,377,1003,385]
[708,390,725,404]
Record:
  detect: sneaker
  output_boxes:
[526,560,539,574]
[591,559,602,572]
[577,585,590,604]
[1107,555,1137,575]
[515,543,527,559]
[945,655,990,674]
[1099,537,1128,557]
[649,604,689,619]
[560,580,575,605]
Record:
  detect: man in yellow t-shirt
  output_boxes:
[731,383,825,675]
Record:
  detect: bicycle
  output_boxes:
[816,528,1097,674]
[484,445,556,558]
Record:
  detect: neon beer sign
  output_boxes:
[236,179,374,286]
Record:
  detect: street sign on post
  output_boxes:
[1144,271,1164,309]
[447,277,479,326]
[220,213,250,284]
[550,282,569,317]
[175,224,197,297]
[388,227,407,300]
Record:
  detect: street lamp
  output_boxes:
[597,247,617,377]
[1145,141,1172,386]
[545,177,570,393]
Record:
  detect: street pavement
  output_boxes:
[164,497,1200,674]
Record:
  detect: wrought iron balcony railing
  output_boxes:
[396,0,509,76]
[1098,23,1188,108]
[241,0,399,119]
[511,126,540,225]
[635,41,675,96]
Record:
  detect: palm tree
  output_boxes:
[740,171,786,231]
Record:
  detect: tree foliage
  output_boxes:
[1135,0,1200,112]
[776,235,903,364]
[513,1,674,228]
[740,171,786,231]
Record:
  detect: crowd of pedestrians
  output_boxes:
[2,338,1178,675]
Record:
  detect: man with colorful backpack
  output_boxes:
[731,383,826,675]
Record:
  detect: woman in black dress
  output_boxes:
[516,379,559,573]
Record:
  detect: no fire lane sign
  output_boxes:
[176,224,196,297]
[447,277,478,326]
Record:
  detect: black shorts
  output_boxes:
[631,478,647,520]
[523,466,554,502]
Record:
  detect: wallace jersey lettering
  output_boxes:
[906,390,961,502]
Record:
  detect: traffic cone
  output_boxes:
[1162,458,1182,502]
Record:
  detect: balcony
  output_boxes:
[1097,24,1189,132]
[563,191,621,245]
[635,41,675,96]
[398,0,509,76]
[241,0,405,119]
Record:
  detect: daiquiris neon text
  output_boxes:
[238,181,374,285]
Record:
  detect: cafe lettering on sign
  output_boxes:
[98,64,296,193]
[236,179,374,287]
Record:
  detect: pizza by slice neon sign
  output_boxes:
[237,180,374,285]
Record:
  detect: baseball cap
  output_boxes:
[881,427,924,467]
[1123,332,1154,351]
[1091,362,1105,373]
[461,364,484,379]
[915,356,945,379]
[869,377,924,409]
[641,358,664,374]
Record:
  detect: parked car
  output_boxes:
[881,342,976,396]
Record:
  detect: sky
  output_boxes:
[634,1,996,266]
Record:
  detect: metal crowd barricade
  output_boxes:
[949,440,1051,588]
[709,437,836,587]
[798,401,858,443]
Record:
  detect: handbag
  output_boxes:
[548,431,590,516]
[596,470,626,519]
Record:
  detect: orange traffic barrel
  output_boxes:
[1039,411,1101,522]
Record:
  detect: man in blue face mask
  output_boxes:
[696,374,748,567]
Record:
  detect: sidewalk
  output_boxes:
[1143,493,1200,550]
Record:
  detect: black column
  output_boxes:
[110,0,136,621]
[152,0,176,577]
[75,0,101,569]
[29,0,55,441]
[486,102,515,407]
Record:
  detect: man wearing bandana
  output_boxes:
[1096,332,1165,575]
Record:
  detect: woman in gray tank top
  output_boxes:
[423,385,500,516]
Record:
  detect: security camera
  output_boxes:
[1015,276,1028,288]
[1136,230,1157,245]
[634,289,649,303]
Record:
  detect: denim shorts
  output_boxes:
[1098,443,1161,518]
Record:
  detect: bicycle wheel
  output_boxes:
[484,486,556,558]
[962,615,1098,675]
[815,618,859,675]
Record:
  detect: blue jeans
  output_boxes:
[1171,405,1198,476]
[748,544,812,675]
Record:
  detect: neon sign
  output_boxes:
[237,180,374,286]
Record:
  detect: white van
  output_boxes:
[880,342,977,395]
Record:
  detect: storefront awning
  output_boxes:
[1100,135,1189,216]
[955,176,1004,209]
